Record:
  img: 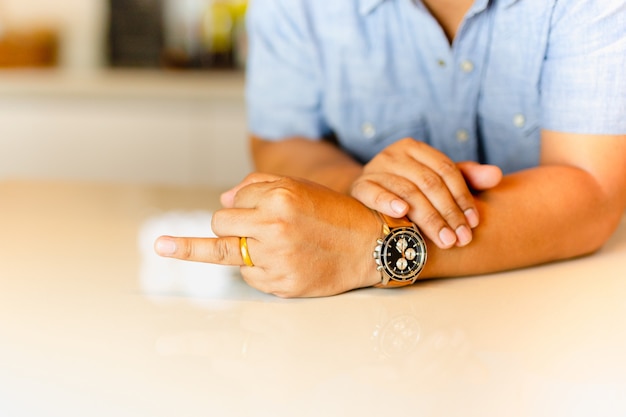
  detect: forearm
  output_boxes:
[419,165,625,280]
[251,135,362,193]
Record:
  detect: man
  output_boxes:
[156,0,626,297]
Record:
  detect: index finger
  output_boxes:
[154,235,246,266]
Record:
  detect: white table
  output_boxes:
[1,180,625,417]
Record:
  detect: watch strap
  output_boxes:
[374,279,415,288]
[379,212,413,229]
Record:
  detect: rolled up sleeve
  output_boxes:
[245,0,328,141]
[541,1,626,135]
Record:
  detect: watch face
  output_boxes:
[379,227,427,282]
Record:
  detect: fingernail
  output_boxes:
[464,208,479,229]
[439,227,457,248]
[155,237,177,256]
[390,199,408,215]
[456,225,472,247]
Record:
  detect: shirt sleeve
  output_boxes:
[540,1,626,135]
[245,0,328,141]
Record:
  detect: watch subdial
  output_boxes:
[405,248,417,261]
[396,257,408,271]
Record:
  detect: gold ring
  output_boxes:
[239,237,254,267]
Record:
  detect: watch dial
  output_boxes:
[381,227,426,282]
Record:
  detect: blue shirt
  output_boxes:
[245,0,626,174]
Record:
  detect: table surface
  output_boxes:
[1,180,625,417]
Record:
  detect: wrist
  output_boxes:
[359,208,389,289]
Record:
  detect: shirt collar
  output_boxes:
[495,0,523,9]
[359,0,521,17]
[470,0,490,14]
[462,0,521,18]
[359,0,387,15]
[500,0,521,8]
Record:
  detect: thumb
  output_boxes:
[456,161,503,191]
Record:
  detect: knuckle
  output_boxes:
[269,184,297,208]
[267,219,289,238]
[390,180,417,200]
[373,189,391,207]
[351,178,376,199]
[404,137,424,151]
[240,270,272,295]
[454,194,475,212]
[240,269,258,285]
[396,137,414,148]
[246,274,303,299]
[376,145,399,162]
[272,287,296,299]
[214,238,234,263]
[178,240,194,260]
[418,172,443,192]
[244,172,264,183]
[277,279,304,298]
[419,210,445,230]
[436,159,458,177]
[441,205,465,226]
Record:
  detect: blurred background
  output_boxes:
[0,0,251,189]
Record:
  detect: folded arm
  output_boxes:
[156,131,625,297]
[250,129,626,282]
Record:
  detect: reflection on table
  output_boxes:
[1,180,625,417]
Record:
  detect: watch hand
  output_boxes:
[396,238,408,254]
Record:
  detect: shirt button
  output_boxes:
[456,129,469,143]
[362,122,377,139]
[437,59,447,68]
[460,60,474,73]
[513,114,526,128]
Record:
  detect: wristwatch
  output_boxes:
[372,211,428,288]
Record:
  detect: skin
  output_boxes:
[155,132,626,297]
[155,1,626,297]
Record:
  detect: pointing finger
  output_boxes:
[154,235,251,266]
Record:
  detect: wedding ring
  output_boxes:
[239,237,254,267]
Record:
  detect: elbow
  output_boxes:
[579,205,625,257]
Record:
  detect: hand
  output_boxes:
[350,138,502,249]
[154,173,382,298]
